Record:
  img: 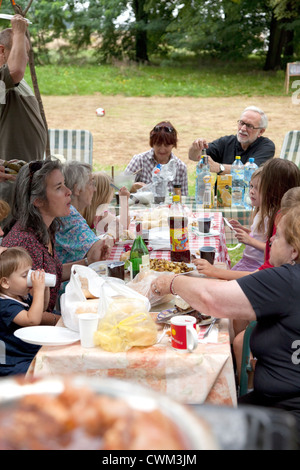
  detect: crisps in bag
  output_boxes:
[94,298,157,352]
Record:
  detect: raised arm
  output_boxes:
[6,15,29,84]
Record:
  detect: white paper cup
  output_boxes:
[78,314,99,348]
[27,270,56,287]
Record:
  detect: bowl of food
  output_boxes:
[0,376,218,450]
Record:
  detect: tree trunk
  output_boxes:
[132,0,149,63]
[264,13,287,71]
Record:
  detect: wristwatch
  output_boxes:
[217,164,225,175]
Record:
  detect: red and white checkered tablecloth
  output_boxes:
[108,212,231,267]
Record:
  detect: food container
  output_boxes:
[0,376,218,450]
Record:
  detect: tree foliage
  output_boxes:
[2,0,299,69]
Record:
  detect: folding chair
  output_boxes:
[239,321,257,397]
[279,130,300,168]
[48,129,93,166]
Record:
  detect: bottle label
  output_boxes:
[170,226,189,252]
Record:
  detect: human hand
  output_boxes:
[119,186,130,198]
[188,138,208,161]
[0,166,17,182]
[130,182,146,193]
[207,155,220,173]
[228,219,244,231]
[11,14,28,35]
[193,258,216,276]
[151,273,175,297]
[30,270,45,292]
[234,227,251,245]
[87,238,111,263]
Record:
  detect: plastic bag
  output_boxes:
[97,277,151,318]
[94,297,157,352]
[60,265,103,332]
[127,270,174,307]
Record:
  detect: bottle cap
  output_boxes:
[172,195,181,202]
[236,156,241,159]
[249,157,254,162]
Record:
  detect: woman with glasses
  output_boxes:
[55,161,111,265]
[1,160,109,314]
[125,121,188,195]
[188,106,275,174]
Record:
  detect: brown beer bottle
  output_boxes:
[168,195,190,263]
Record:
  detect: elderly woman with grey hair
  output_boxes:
[54,160,111,264]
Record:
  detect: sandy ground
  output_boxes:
[41,94,300,172]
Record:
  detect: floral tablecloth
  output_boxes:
[27,318,237,407]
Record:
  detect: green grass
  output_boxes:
[25,61,289,97]
[227,244,245,267]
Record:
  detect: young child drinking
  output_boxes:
[229,167,267,272]
[0,247,50,376]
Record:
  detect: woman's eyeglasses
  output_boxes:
[237,120,262,130]
[28,161,44,196]
[152,125,175,133]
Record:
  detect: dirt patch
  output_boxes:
[42,94,300,172]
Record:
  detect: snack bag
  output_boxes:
[94,298,157,352]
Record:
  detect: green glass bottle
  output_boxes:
[129,236,149,278]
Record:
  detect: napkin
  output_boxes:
[148,227,170,250]
[198,324,219,343]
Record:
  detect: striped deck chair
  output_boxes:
[279,130,300,168]
[48,129,93,166]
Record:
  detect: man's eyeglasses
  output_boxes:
[237,120,262,130]
[152,125,175,133]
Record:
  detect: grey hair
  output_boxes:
[62,161,92,195]
[242,106,268,129]
[4,159,63,245]
[0,28,13,50]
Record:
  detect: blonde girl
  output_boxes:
[83,172,130,237]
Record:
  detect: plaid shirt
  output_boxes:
[125,149,188,195]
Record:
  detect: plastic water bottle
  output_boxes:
[231,156,245,207]
[244,157,258,209]
[195,150,210,205]
[152,164,167,204]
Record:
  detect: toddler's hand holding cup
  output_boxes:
[27,269,56,287]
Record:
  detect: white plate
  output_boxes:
[0,14,32,24]
[14,326,80,346]
[150,261,196,275]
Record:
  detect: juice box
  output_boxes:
[217,174,232,207]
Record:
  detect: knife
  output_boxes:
[203,318,217,338]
